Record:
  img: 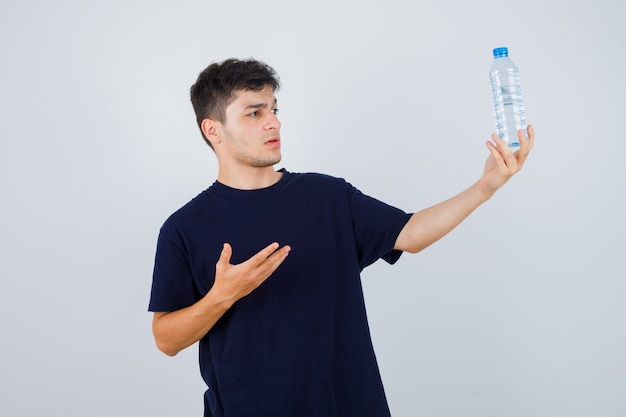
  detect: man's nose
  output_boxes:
[264,113,281,130]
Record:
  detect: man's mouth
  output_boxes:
[265,136,281,147]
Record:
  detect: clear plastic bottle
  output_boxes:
[489,47,527,151]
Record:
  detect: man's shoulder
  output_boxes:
[285,170,350,189]
[159,189,211,230]
[277,171,359,206]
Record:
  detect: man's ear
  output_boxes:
[201,118,221,146]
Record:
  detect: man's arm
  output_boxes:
[152,242,291,356]
[394,126,534,254]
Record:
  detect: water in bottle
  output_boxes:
[489,47,527,151]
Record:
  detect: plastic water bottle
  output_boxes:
[489,47,527,151]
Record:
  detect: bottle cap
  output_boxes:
[493,47,509,57]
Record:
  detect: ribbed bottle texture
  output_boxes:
[489,47,527,151]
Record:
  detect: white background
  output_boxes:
[1,0,625,416]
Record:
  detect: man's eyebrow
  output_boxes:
[243,99,278,110]
[244,103,268,109]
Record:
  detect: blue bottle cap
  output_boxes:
[493,47,509,57]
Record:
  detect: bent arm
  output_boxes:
[152,242,291,356]
[395,126,534,254]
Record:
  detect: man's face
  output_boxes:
[218,85,282,168]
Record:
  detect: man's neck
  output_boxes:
[217,166,283,190]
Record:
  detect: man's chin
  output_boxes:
[252,155,281,168]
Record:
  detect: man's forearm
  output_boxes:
[394,181,492,254]
[395,128,534,254]
[152,291,233,356]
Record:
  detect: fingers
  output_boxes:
[250,242,282,263]
[221,241,291,275]
[526,124,535,146]
[265,244,291,269]
[213,242,291,303]
[249,242,291,274]
[489,134,521,171]
[516,125,534,164]
[486,135,509,166]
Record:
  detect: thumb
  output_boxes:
[217,243,232,267]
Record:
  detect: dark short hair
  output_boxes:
[190,58,280,147]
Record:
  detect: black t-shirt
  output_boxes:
[149,170,412,417]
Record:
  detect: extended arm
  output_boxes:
[394,126,534,254]
[152,242,291,356]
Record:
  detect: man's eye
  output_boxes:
[248,111,258,117]
[272,109,280,115]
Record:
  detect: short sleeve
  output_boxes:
[347,185,412,270]
[148,221,201,312]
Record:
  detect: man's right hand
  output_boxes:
[212,242,291,308]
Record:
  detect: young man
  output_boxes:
[149,58,534,417]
